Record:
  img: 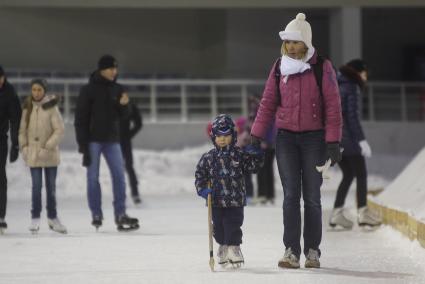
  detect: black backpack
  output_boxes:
[274,55,325,106]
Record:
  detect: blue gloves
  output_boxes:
[198,188,213,200]
[245,143,263,155]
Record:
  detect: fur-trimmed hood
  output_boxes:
[23,94,60,110]
[338,65,365,89]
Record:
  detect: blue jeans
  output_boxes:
[30,167,58,219]
[87,142,126,219]
[275,130,326,258]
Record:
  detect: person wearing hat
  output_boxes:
[329,59,381,230]
[0,65,21,233]
[195,114,264,268]
[74,55,139,232]
[250,13,342,269]
[19,79,67,234]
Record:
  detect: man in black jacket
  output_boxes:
[120,102,143,204]
[0,66,21,232]
[74,55,139,232]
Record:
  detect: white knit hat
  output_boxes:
[279,13,313,52]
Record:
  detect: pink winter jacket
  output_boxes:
[251,53,342,143]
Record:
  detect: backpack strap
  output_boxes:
[274,57,282,107]
[312,55,324,98]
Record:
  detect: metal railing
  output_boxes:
[8,78,425,123]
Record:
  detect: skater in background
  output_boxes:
[0,66,21,233]
[18,79,67,234]
[235,116,254,203]
[120,102,143,204]
[329,59,381,229]
[195,114,264,267]
[251,13,342,269]
[248,95,276,205]
[74,55,139,232]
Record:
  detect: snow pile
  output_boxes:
[372,147,425,222]
[6,144,389,200]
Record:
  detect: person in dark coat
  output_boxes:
[74,55,139,232]
[0,66,21,232]
[120,102,143,204]
[329,59,381,230]
[195,114,264,267]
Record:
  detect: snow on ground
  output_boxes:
[1,146,424,284]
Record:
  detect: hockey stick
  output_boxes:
[207,193,215,272]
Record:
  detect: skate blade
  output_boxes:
[117,224,140,232]
[359,223,381,231]
[30,229,39,235]
[328,223,353,232]
[49,226,67,234]
[228,260,244,269]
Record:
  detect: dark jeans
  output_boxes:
[212,207,244,246]
[275,130,326,258]
[30,167,58,219]
[0,140,7,219]
[257,148,275,199]
[87,142,127,219]
[334,155,367,209]
[120,139,139,197]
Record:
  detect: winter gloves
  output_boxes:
[359,140,372,158]
[9,144,19,163]
[82,152,91,167]
[198,188,213,200]
[326,143,342,166]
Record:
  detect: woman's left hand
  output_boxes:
[120,93,130,106]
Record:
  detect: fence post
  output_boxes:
[181,84,188,122]
[211,85,218,118]
[241,84,248,118]
[368,85,375,121]
[64,83,70,122]
[150,84,157,123]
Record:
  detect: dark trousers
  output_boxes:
[275,130,326,258]
[244,173,253,198]
[334,155,367,209]
[212,207,244,246]
[30,167,58,219]
[257,148,275,199]
[120,139,139,197]
[0,140,7,219]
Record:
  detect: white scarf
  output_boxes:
[280,47,315,82]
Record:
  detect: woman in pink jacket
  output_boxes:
[251,13,342,269]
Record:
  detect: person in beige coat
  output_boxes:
[18,79,67,234]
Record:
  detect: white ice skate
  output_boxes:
[48,218,67,234]
[29,218,40,234]
[217,245,229,267]
[305,249,320,268]
[227,246,244,268]
[0,218,7,235]
[358,206,381,229]
[278,248,300,269]
[329,208,354,230]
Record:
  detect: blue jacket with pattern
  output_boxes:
[195,144,264,208]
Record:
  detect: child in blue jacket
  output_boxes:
[195,114,264,267]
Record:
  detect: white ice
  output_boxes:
[1,146,424,284]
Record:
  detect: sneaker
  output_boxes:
[329,208,354,230]
[29,218,40,233]
[48,218,67,234]
[358,206,381,227]
[217,245,229,266]
[278,248,300,269]
[305,249,320,268]
[227,245,244,266]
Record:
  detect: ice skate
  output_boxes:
[29,218,40,234]
[358,206,381,229]
[115,214,139,232]
[278,248,300,269]
[329,207,354,230]
[132,195,142,205]
[0,219,7,235]
[217,245,229,267]
[227,246,244,268]
[91,216,103,231]
[48,218,67,234]
[305,249,320,268]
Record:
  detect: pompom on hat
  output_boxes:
[279,13,313,52]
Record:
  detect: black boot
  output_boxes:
[115,214,139,232]
[91,216,103,230]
